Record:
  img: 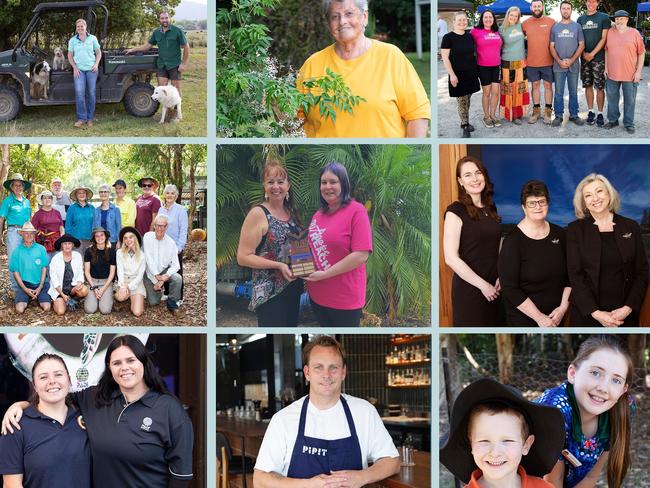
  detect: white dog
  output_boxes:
[151,85,182,124]
[30,61,51,99]
[52,47,67,70]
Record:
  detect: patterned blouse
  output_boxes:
[249,206,303,311]
[537,382,609,488]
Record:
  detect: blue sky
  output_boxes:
[478,145,650,226]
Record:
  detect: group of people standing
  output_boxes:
[237,160,373,327]
[0,174,189,317]
[441,0,645,137]
[443,156,648,326]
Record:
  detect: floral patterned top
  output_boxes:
[249,205,303,311]
[537,382,609,488]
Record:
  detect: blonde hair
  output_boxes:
[572,173,621,219]
[453,10,468,21]
[119,231,142,261]
[502,7,521,27]
[75,18,87,27]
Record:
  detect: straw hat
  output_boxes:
[37,190,55,206]
[70,186,94,202]
[17,222,38,234]
[137,176,159,189]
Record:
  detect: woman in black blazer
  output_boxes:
[567,173,648,326]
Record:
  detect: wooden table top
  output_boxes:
[380,451,430,488]
[216,416,269,439]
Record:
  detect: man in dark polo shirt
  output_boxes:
[126,11,190,95]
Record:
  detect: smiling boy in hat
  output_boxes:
[441,378,565,488]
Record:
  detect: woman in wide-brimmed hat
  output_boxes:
[135,176,161,237]
[32,190,65,257]
[65,186,95,256]
[84,226,116,315]
[115,226,146,316]
[48,234,88,315]
[0,173,33,292]
[440,377,565,487]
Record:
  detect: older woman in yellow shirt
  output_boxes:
[298,0,430,138]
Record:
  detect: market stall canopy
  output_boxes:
[638,2,650,12]
[478,0,532,15]
[438,0,474,12]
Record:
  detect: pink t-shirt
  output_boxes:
[470,28,503,67]
[606,28,645,82]
[135,194,162,236]
[307,200,373,310]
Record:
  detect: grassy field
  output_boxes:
[406,52,431,99]
[0,44,207,137]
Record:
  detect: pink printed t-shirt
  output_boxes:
[470,28,502,67]
[135,194,162,236]
[307,200,373,310]
[606,28,645,81]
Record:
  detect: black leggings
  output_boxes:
[164,251,183,299]
[256,279,303,327]
[310,299,362,327]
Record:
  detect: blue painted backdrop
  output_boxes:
[478,145,650,226]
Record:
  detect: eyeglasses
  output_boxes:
[525,199,548,208]
[327,10,361,23]
[142,184,154,188]
[99,191,110,194]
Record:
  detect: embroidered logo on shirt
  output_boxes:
[623,233,632,239]
[552,238,560,244]
[141,417,153,431]
[302,445,328,456]
[35,259,42,265]
[77,415,87,430]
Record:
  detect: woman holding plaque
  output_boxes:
[237,160,304,327]
[305,162,373,327]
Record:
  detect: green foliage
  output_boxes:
[216,144,431,324]
[216,0,366,137]
[372,0,430,52]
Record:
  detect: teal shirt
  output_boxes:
[68,33,101,71]
[148,24,187,69]
[9,242,49,284]
[65,203,95,240]
[499,24,526,62]
[0,194,32,226]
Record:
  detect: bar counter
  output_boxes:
[217,416,431,488]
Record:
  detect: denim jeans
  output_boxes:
[553,70,579,117]
[606,79,638,129]
[6,226,22,292]
[73,69,98,121]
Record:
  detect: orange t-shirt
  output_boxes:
[522,16,556,67]
[605,28,645,81]
[465,466,554,488]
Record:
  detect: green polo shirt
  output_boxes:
[148,24,187,69]
[9,242,49,284]
[0,193,32,226]
[68,34,101,71]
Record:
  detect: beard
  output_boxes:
[533,11,543,18]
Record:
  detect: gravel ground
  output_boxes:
[437,59,650,139]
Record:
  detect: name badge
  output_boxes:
[562,449,582,467]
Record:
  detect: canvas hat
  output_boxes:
[17,222,38,234]
[112,179,127,188]
[54,234,81,251]
[37,190,55,206]
[138,176,159,189]
[51,177,63,184]
[440,378,565,483]
[3,173,32,192]
[70,186,94,202]
[614,9,629,17]
[91,226,111,242]
[118,226,142,247]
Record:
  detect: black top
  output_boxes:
[445,201,502,326]
[74,386,194,488]
[441,32,480,97]
[0,405,91,488]
[567,214,649,325]
[84,246,117,280]
[598,232,625,311]
[62,260,74,295]
[498,223,569,326]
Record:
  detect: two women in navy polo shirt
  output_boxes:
[0,335,194,488]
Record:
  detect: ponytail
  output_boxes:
[607,390,631,488]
